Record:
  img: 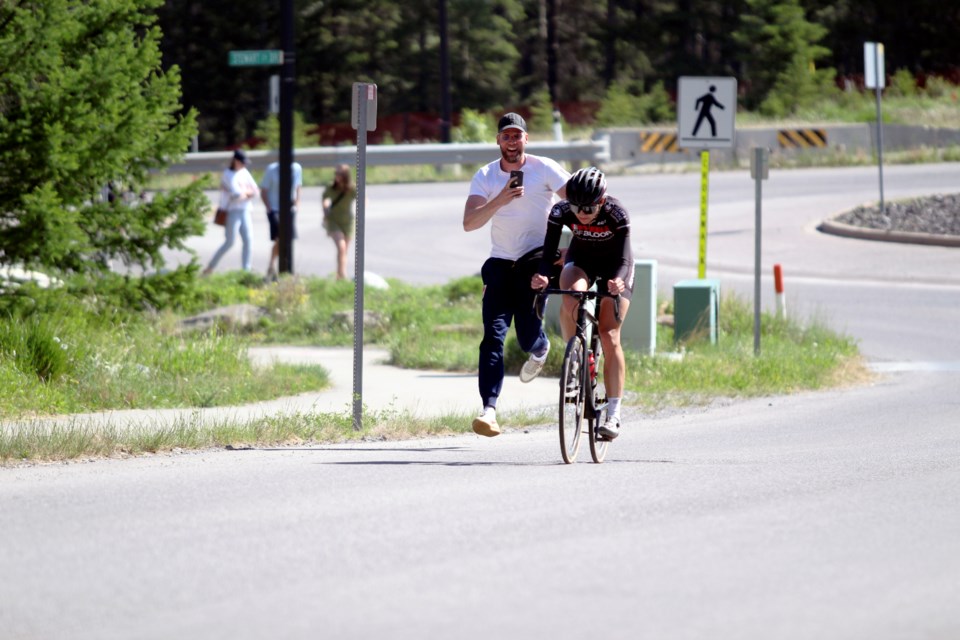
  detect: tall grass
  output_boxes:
[0,314,329,419]
[625,295,864,408]
[0,317,79,382]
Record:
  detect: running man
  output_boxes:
[463,112,570,437]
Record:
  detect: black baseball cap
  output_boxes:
[498,112,527,133]
[232,149,248,164]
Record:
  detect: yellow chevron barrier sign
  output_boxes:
[639,131,681,153]
[777,128,827,148]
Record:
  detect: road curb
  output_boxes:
[818,217,960,248]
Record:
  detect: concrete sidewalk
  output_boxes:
[248,346,558,418]
[3,347,559,433]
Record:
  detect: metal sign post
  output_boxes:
[678,76,737,279]
[865,42,886,213]
[351,82,377,431]
[227,40,294,273]
[278,0,295,275]
[751,148,769,356]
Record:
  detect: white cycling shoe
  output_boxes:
[597,416,620,440]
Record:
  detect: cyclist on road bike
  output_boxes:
[530,166,634,439]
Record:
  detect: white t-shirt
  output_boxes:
[221,167,259,213]
[469,154,570,260]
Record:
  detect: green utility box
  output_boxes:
[673,278,721,344]
[620,259,657,355]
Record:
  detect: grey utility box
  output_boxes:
[543,228,573,336]
[673,278,721,344]
[620,259,657,355]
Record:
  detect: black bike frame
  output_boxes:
[536,287,621,418]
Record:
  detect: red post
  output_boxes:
[773,264,786,319]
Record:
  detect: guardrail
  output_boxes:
[163,138,611,174]
[599,124,960,166]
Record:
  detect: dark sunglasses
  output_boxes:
[571,203,600,215]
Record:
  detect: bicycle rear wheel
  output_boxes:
[588,341,609,463]
[558,337,585,464]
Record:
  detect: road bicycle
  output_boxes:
[535,288,621,464]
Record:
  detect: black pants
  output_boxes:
[478,256,550,409]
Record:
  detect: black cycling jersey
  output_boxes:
[537,195,633,282]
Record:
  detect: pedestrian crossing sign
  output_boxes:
[677,76,737,149]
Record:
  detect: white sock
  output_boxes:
[607,397,621,419]
[480,406,496,419]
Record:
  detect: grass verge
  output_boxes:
[0,274,869,464]
[0,405,555,464]
[0,321,330,418]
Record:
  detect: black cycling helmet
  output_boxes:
[565,166,607,207]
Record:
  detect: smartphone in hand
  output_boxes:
[509,170,524,188]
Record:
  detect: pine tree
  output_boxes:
[0,0,206,278]
[733,0,836,115]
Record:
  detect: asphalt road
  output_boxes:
[3,163,960,639]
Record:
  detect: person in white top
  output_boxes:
[204,149,259,274]
[463,112,570,437]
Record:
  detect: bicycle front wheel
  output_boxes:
[558,337,585,464]
[588,340,609,463]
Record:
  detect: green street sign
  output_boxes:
[228,50,283,67]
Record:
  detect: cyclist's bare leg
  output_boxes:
[598,296,630,398]
[558,264,589,342]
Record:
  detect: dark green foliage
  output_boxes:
[155,0,277,147]
[733,0,836,115]
[887,69,918,98]
[596,80,675,126]
[809,0,960,79]
[149,0,960,149]
[66,268,207,316]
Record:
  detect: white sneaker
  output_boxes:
[598,416,620,440]
[519,340,550,383]
[471,407,500,437]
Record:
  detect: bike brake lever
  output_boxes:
[533,292,546,320]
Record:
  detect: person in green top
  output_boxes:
[322,164,358,280]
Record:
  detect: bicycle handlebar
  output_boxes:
[534,287,622,324]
